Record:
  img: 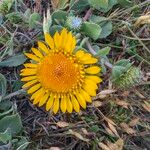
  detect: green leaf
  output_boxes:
[99,21,112,38]
[0,113,22,136]
[50,25,63,36]
[81,22,101,40]
[0,73,7,100]
[115,59,131,66]
[15,137,29,150]
[29,12,41,28]
[97,47,111,56]
[70,0,89,13]
[0,128,12,143]
[6,12,23,24]
[52,10,67,24]
[88,0,108,9]
[90,16,112,38]
[100,0,118,12]
[118,0,133,7]
[112,66,126,79]
[0,54,27,67]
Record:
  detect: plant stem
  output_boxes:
[86,41,113,69]
[3,89,26,100]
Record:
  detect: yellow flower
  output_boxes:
[20,28,102,114]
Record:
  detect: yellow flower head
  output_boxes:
[20,28,102,114]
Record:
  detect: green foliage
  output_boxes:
[112,60,142,88]
[88,0,118,12]
[0,0,14,14]
[70,0,89,13]
[29,12,41,28]
[0,128,12,144]
[0,73,7,101]
[52,10,67,25]
[90,15,112,38]
[6,12,24,24]
[0,54,27,67]
[88,0,109,9]
[81,22,102,40]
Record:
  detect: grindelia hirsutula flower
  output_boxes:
[21,28,102,114]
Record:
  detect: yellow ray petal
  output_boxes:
[31,88,44,100]
[82,57,98,64]
[75,50,84,58]
[85,66,101,74]
[60,28,68,50]
[46,93,54,111]
[76,92,86,109]
[66,96,73,113]
[24,63,37,68]
[64,32,74,53]
[44,33,54,49]
[31,48,43,58]
[54,32,61,50]
[28,83,41,94]
[83,84,97,96]
[80,53,91,61]
[33,89,45,105]
[84,78,98,90]
[53,97,59,114]
[21,76,37,81]
[60,95,67,113]
[71,95,80,113]
[39,92,49,107]
[38,41,49,54]
[71,36,76,51]
[86,76,102,83]
[20,69,37,76]
[80,89,92,103]
[22,79,38,88]
[25,53,40,62]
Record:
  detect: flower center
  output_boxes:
[37,53,83,93]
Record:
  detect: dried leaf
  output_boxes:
[51,0,59,9]
[134,15,150,27]
[92,101,103,107]
[107,122,119,137]
[56,121,69,128]
[105,126,115,136]
[142,101,150,112]
[120,123,136,134]
[49,147,61,150]
[105,117,116,126]
[109,138,124,150]
[129,118,140,127]
[98,142,111,150]
[135,90,145,99]
[68,129,89,142]
[115,99,129,109]
[98,89,116,95]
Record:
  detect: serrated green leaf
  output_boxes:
[0,113,22,136]
[29,12,41,28]
[88,0,108,9]
[0,73,7,100]
[81,22,101,40]
[0,54,27,67]
[0,128,12,143]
